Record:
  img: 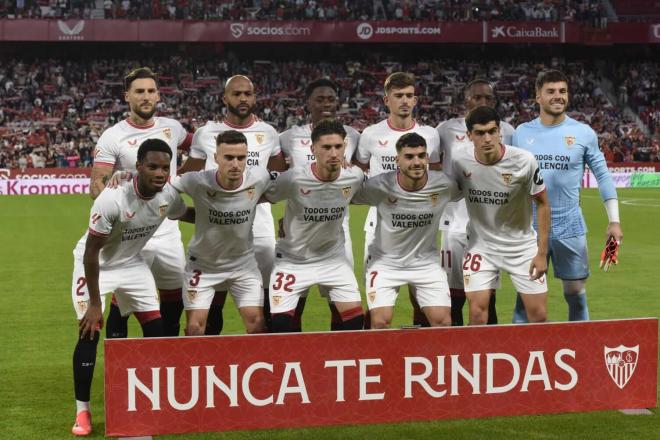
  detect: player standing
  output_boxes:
[436,79,515,326]
[71,140,189,436]
[280,78,360,330]
[452,106,550,325]
[180,75,286,334]
[173,131,272,335]
[512,70,622,322]
[353,133,460,328]
[355,72,441,326]
[90,67,191,337]
[265,119,365,332]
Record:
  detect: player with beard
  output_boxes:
[355,72,441,327]
[90,67,191,338]
[436,79,515,326]
[512,70,622,323]
[279,78,360,330]
[180,75,286,334]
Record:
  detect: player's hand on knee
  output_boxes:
[107,170,133,188]
[79,305,103,340]
[529,254,548,280]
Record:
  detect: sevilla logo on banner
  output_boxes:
[604,345,639,389]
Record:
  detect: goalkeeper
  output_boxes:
[510,69,623,322]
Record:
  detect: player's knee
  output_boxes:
[562,279,586,295]
[369,311,391,329]
[185,320,206,336]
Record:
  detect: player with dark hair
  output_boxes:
[355,72,441,327]
[265,119,365,333]
[90,66,192,339]
[180,75,286,335]
[353,132,460,328]
[279,78,361,330]
[512,69,622,322]
[71,139,190,436]
[452,106,550,325]
[436,78,515,326]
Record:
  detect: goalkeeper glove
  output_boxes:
[599,236,620,272]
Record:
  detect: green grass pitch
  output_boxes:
[0,188,658,439]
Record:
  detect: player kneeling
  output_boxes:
[452,106,550,325]
[264,119,366,332]
[172,131,272,335]
[70,139,191,436]
[353,133,460,328]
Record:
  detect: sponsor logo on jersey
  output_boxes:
[604,345,639,389]
[159,204,168,217]
[93,148,101,158]
[501,173,512,186]
[128,139,137,146]
[206,191,217,198]
[455,135,466,141]
[255,133,265,144]
[367,291,376,303]
[463,273,470,286]
[272,295,282,306]
[429,193,439,206]
[378,140,388,147]
[246,186,255,200]
[163,128,172,139]
[526,138,535,145]
[564,136,575,148]
[341,186,352,198]
[126,211,136,219]
[91,213,101,224]
[299,188,311,196]
[387,196,398,205]
[462,170,472,178]
[301,139,311,145]
[186,289,198,303]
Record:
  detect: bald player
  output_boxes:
[436,79,515,326]
[180,75,286,334]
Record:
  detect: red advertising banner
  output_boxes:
[2,19,658,44]
[0,167,91,179]
[104,319,658,437]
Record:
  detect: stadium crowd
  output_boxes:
[0,0,607,24]
[1,54,658,169]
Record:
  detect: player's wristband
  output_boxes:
[604,198,620,223]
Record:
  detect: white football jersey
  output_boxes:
[75,179,186,268]
[172,167,272,271]
[452,144,545,256]
[265,164,364,263]
[437,117,515,232]
[355,119,440,177]
[189,115,281,238]
[93,117,188,237]
[279,123,360,167]
[353,170,461,267]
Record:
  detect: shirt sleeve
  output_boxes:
[279,130,292,158]
[529,155,546,196]
[188,127,208,160]
[344,127,360,161]
[263,169,294,203]
[166,188,188,220]
[93,130,118,167]
[268,127,282,157]
[448,177,463,202]
[511,127,520,148]
[170,172,193,195]
[352,174,385,205]
[584,129,617,201]
[355,130,371,164]
[88,190,119,236]
[427,130,441,164]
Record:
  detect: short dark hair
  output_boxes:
[464,79,493,98]
[124,67,158,91]
[311,118,346,143]
[535,69,569,92]
[216,130,248,147]
[137,138,172,162]
[384,72,415,94]
[396,133,427,153]
[465,106,501,132]
[305,78,339,100]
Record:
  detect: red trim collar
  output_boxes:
[386,118,416,132]
[396,169,428,192]
[223,114,256,129]
[474,144,506,166]
[133,177,155,200]
[126,118,155,129]
[311,163,339,182]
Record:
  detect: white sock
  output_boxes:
[76,400,90,414]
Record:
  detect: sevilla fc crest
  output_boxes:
[272,295,282,306]
[255,133,265,144]
[341,186,352,198]
[186,289,197,303]
[604,345,639,389]
[429,192,439,206]
[367,291,376,303]
[159,204,169,217]
[564,136,575,148]
[246,186,255,200]
[501,173,512,186]
[163,128,172,139]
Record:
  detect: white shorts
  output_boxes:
[141,230,185,291]
[441,230,467,290]
[319,215,354,299]
[71,257,159,319]
[269,253,361,313]
[254,235,275,287]
[365,260,451,310]
[462,247,548,294]
[183,258,263,310]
